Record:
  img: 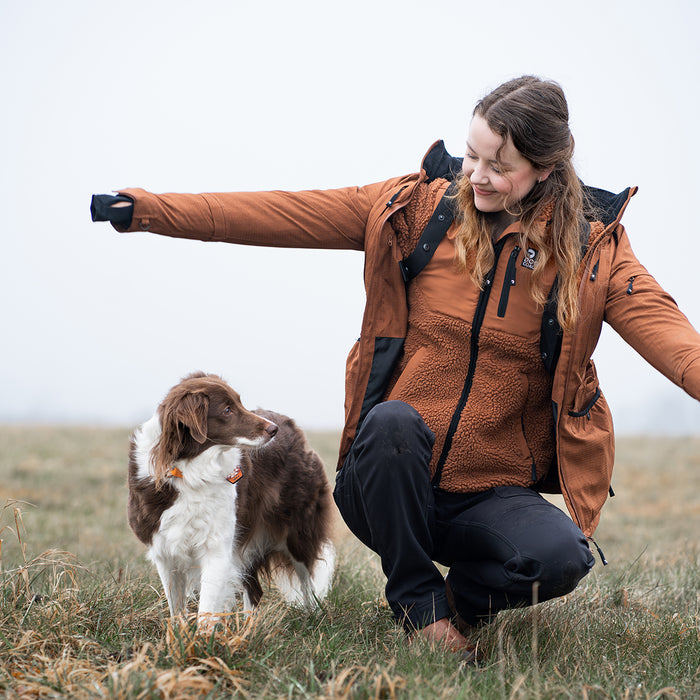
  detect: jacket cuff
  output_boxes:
[90,194,134,227]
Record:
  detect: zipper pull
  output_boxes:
[385,185,409,210]
[626,276,636,295]
[588,537,608,566]
[509,246,520,285]
[589,260,599,282]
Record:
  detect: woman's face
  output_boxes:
[462,114,549,213]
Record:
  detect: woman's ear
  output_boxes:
[537,166,555,183]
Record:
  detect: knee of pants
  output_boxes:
[361,400,428,437]
[349,401,435,477]
[534,531,595,598]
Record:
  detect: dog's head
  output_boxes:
[150,372,278,487]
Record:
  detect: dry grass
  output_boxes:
[0,427,699,698]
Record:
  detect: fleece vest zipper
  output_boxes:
[432,238,508,485]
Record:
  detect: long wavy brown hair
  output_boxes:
[454,76,590,330]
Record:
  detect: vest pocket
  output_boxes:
[387,346,429,402]
[515,373,539,481]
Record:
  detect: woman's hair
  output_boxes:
[454,75,588,331]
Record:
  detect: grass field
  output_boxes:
[0,426,699,698]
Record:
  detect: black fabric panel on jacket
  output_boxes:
[423,141,464,182]
[399,181,459,283]
[540,215,592,376]
[357,337,405,427]
[540,277,562,376]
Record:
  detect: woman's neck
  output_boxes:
[487,209,518,240]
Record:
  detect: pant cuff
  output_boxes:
[393,593,452,632]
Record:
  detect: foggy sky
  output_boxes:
[2,0,700,433]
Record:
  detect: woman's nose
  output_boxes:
[470,162,488,184]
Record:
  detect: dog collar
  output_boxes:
[166,465,243,484]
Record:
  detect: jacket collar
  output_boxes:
[421,140,464,182]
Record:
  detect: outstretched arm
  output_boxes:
[605,228,700,400]
[91,175,414,252]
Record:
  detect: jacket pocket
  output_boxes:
[559,360,615,532]
[566,361,614,485]
[568,386,601,419]
[568,362,602,419]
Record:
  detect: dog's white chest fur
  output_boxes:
[151,456,238,560]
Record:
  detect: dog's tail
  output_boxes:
[274,540,335,608]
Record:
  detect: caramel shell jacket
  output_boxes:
[113,142,700,537]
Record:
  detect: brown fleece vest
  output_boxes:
[387,180,557,492]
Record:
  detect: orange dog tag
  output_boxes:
[226,466,244,484]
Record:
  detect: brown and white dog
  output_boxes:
[127,372,335,623]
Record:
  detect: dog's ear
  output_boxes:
[152,391,209,487]
[172,392,209,444]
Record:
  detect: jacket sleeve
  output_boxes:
[604,227,700,400]
[112,177,410,251]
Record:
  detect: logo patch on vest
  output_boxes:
[521,248,537,270]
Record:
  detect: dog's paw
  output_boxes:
[196,612,223,636]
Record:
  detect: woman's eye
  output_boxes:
[224,407,231,414]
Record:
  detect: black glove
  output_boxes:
[90,194,134,227]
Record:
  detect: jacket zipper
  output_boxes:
[626,276,636,294]
[384,185,409,210]
[553,230,612,556]
[497,245,520,318]
[432,239,506,484]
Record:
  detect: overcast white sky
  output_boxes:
[2,0,700,433]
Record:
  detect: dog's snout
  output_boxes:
[265,421,279,437]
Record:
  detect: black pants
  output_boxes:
[333,401,595,631]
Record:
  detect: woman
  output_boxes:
[92,76,700,658]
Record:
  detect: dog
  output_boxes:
[127,372,335,623]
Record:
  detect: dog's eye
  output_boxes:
[223,406,231,415]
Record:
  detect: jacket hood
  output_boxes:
[422,141,636,232]
[584,185,635,227]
